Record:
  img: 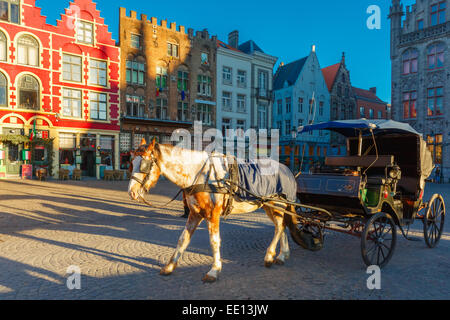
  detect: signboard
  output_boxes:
[21,164,33,180]
[96,156,101,164]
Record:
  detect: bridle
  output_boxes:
[131,153,157,193]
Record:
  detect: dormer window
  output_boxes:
[76,20,94,44]
[0,0,19,24]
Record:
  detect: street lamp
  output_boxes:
[290,127,297,172]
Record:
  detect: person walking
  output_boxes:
[435,165,441,184]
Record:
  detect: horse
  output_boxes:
[128,138,301,283]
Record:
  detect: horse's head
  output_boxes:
[128,137,161,202]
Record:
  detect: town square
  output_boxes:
[0,0,449,301]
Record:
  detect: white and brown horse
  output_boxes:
[128,138,300,282]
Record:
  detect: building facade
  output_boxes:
[353,86,390,120]
[272,46,331,171]
[0,0,120,179]
[118,8,217,168]
[389,0,449,181]
[322,52,357,155]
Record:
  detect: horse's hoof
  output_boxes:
[274,258,285,266]
[202,274,217,283]
[264,261,273,268]
[160,267,173,276]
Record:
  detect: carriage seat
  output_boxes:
[366,176,386,185]
[325,155,394,168]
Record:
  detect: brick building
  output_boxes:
[389,0,449,181]
[0,0,120,179]
[353,86,390,120]
[118,8,217,168]
[322,52,357,155]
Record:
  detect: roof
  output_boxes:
[352,87,387,104]
[273,56,308,91]
[216,40,242,53]
[238,40,264,54]
[321,63,341,92]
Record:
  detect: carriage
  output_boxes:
[291,119,446,268]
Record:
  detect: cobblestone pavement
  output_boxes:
[0,178,449,300]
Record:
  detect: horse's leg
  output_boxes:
[160,212,203,276]
[275,230,290,265]
[202,211,222,283]
[263,205,285,268]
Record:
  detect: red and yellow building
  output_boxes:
[0,0,120,179]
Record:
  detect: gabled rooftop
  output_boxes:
[238,40,264,54]
[273,56,308,91]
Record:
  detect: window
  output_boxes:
[126,59,145,85]
[197,75,211,96]
[130,34,141,49]
[90,92,107,120]
[167,42,179,58]
[156,66,168,89]
[0,0,19,24]
[417,19,424,30]
[427,43,445,70]
[236,119,245,137]
[156,98,168,119]
[0,72,6,106]
[237,70,246,87]
[285,120,291,136]
[369,108,374,119]
[237,94,246,113]
[177,101,189,121]
[258,71,268,96]
[0,31,6,61]
[277,121,282,135]
[403,91,417,119]
[222,91,232,111]
[298,119,303,128]
[222,66,232,85]
[119,133,131,153]
[402,49,418,74]
[76,20,94,44]
[62,88,82,118]
[319,101,324,116]
[431,2,446,26]
[427,87,443,116]
[360,106,365,118]
[18,75,39,110]
[63,54,82,82]
[276,99,282,114]
[285,97,291,113]
[257,104,267,129]
[222,118,231,137]
[90,59,107,86]
[201,52,209,65]
[427,134,443,164]
[298,98,303,113]
[196,103,212,125]
[126,95,145,117]
[377,110,382,119]
[177,70,189,91]
[17,35,39,66]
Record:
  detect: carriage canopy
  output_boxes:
[297,119,434,189]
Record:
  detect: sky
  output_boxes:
[35,0,417,104]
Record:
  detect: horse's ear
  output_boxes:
[140,138,147,146]
[146,137,156,152]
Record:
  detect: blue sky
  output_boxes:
[36,0,417,103]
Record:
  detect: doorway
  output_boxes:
[81,150,95,177]
[5,142,22,175]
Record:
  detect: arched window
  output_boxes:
[18,75,39,110]
[0,31,6,61]
[17,35,39,66]
[0,72,7,106]
[427,43,445,70]
[402,49,418,74]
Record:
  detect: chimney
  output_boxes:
[370,87,377,95]
[228,30,239,48]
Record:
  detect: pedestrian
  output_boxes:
[435,165,441,184]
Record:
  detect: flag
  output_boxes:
[30,120,36,141]
[181,90,185,101]
[156,87,160,97]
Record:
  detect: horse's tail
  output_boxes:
[283,205,304,246]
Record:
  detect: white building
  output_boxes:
[216,31,278,138]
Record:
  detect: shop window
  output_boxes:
[99,135,114,167]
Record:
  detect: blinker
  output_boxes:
[140,159,153,174]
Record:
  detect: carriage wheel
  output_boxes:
[289,220,324,252]
[423,194,445,248]
[361,212,397,268]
